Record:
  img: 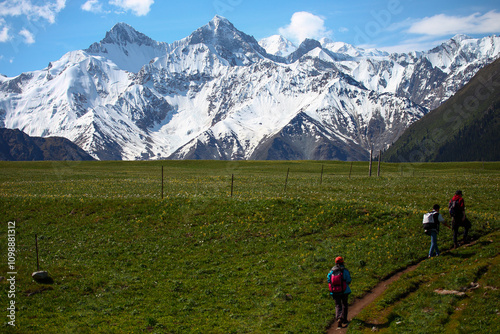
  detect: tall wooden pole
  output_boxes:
[231,174,234,197]
[284,168,290,193]
[369,148,373,177]
[349,162,353,179]
[161,166,164,199]
[377,150,381,177]
[35,234,40,271]
[320,165,324,185]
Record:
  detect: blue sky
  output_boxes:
[1,0,499,77]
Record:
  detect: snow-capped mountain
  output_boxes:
[1,16,499,160]
[325,34,500,110]
[259,35,297,57]
[86,22,173,73]
[320,38,389,58]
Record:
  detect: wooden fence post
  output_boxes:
[35,234,40,271]
[377,150,381,177]
[320,165,324,185]
[369,148,373,177]
[231,174,234,197]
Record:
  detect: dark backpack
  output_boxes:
[449,199,462,217]
[329,268,347,295]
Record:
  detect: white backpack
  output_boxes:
[422,211,438,234]
[422,212,436,225]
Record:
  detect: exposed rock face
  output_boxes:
[0,18,498,161]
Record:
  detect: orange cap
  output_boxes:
[335,256,344,264]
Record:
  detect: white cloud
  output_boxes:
[82,0,103,13]
[278,11,332,44]
[375,10,500,54]
[0,26,10,42]
[408,10,500,36]
[0,0,66,24]
[109,0,154,16]
[0,19,10,42]
[19,28,35,44]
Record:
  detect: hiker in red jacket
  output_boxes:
[449,190,471,248]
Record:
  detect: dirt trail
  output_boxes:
[326,263,420,333]
[327,241,477,333]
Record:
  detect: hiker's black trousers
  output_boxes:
[452,217,471,246]
[333,293,349,322]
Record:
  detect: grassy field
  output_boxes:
[350,230,500,333]
[0,160,499,333]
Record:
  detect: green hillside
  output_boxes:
[383,57,500,162]
[0,128,95,161]
[1,160,499,333]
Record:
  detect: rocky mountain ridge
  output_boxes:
[0,16,498,160]
[0,128,95,161]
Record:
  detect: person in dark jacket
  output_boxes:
[327,256,352,328]
[449,190,471,248]
[423,204,450,257]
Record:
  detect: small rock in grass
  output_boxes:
[32,271,52,283]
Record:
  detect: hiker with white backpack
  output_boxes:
[327,256,352,329]
[423,204,450,258]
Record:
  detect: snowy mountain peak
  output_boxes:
[189,15,245,44]
[430,34,475,53]
[320,39,389,58]
[287,38,323,62]
[424,34,500,79]
[101,22,156,47]
[451,34,473,42]
[211,15,233,27]
[85,22,169,73]
[259,35,297,57]
[187,15,272,65]
[191,16,259,45]
[298,38,322,50]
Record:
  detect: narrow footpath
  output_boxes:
[327,241,477,333]
[326,263,420,333]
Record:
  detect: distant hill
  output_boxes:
[0,128,95,161]
[383,57,500,162]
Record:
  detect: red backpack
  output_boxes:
[329,268,347,295]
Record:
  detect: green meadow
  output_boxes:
[1,160,499,333]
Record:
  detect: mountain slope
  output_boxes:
[0,17,499,161]
[383,57,500,162]
[0,128,95,161]
[86,22,173,73]
[258,35,297,57]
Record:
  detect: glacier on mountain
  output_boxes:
[1,16,499,160]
